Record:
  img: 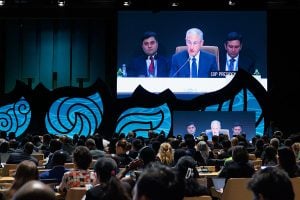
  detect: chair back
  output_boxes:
[175,45,219,70]
[65,187,87,200]
[184,196,212,200]
[291,177,300,200]
[1,164,18,176]
[221,178,253,200]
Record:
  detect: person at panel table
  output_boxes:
[205,120,222,141]
[126,31,170,77]
[169,27,218,77]
[219,31,255,74]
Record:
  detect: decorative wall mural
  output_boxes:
[0,97,31,137]
[45,92,103,138]
[115,103,171,138]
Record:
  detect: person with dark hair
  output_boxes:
[6,142,38,165]
[132,162,185,200]
[277,146,300,178]
[248,167,294,200]
[39,150,69,182]
[58,146,96,194]
[175,155,209,197]
[220,31,255,74]
[12,180,56,200]
[186,122,197,138]
[127,31,170,77]
[218,145,255,181]
[170,27,218,78]
[84,157,131,200]
[5,160,39,200]
[231,122,243,137]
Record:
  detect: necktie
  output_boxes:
[229,58,235,71]
[191,57,197,77]
[149,56,155,76]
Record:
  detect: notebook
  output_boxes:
[212,177,226,192]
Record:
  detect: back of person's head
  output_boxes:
[24,142,34,154]
[8,132,16,140]
[85,138,97,150]
[49,139,63,153]
[12,160,39,191]
[248,167,294,200]
[132,138,144,151]
[175,155,199,179]
[12,180,56,200]
[232,145,249,164]
[173,148,188,166]
[270,137,280,150]
[278,146,297,176]
[73,145,92,170]
[94,157,118,182]
[134,162,184,200]
[138,146,156,167]
[0,141,9,153]
[52,150,68,166]
[255,138,265,150]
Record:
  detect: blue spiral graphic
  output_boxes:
[45,92,103,138]
[0,97,31,137]
[115,103,171,138]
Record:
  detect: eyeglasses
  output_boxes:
[186,40,201,46]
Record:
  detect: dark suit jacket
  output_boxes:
[127,54,170,77]
[219,53,255,74]
[170,50,218,77]
[6,152,38,165]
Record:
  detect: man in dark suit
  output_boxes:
[6,142,38,165]
[127,31,170,77]
[219,31,255,74]
[170,28,218,77]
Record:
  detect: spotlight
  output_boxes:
[0,0,5,6]
[58,0,65,7]
[171,2,179,7]
[123,1,131,7]
[228,0,237,6]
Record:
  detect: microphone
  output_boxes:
[172,57,190,77]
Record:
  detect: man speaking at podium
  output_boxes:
[170,28,218,78]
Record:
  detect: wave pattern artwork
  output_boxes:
[0,97,31,137]
[116,103,171,138]
[45,92,103,138]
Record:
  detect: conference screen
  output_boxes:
[117,11,267,99]
[172,111,256,141]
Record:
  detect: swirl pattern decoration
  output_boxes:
[0,97,31,137]
[45,92,103,138]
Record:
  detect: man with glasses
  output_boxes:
[170,28,218,77]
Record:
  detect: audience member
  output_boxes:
[132,162,185,200]
[277,146,300,178]
[248,167,294,200]
[58,146,96,194]
[175,155,209,197]
[85,138,105,159]
[219,145,255,181]
[84,157,131,200]
[12,180,56,200]
[6,142,38,165]
[39,150,69,182]
[156,142,174,166]
[5,160,39,200]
